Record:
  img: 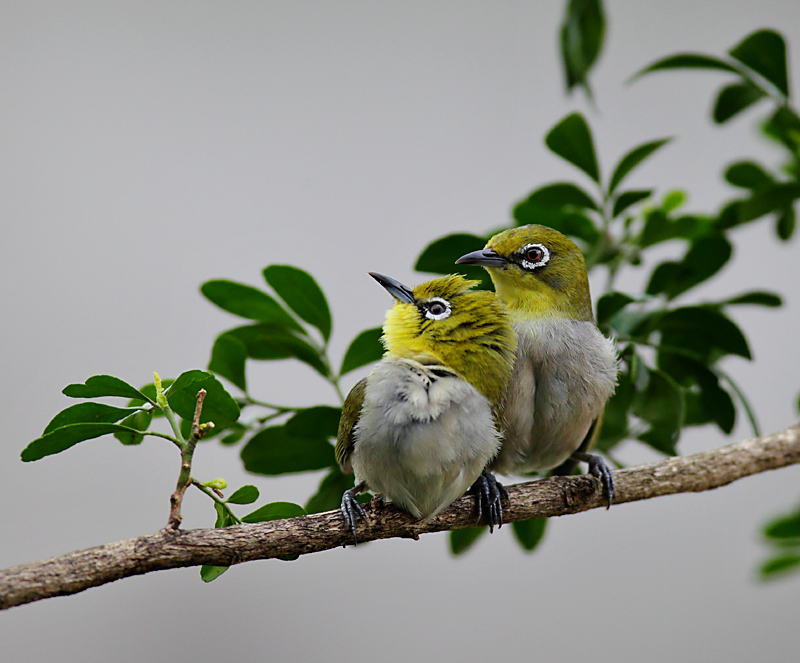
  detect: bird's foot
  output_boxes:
[340,488,367,544]
[469,470,509,532]
[572,452,615,508]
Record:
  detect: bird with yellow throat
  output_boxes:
[457,224,618,505]
[336,272,517,538]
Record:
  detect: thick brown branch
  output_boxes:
[2,425,799,610]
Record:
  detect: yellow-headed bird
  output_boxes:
[337,273,517,538]
[457,225,618,505]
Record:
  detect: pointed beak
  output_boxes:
[369,272,415,304]
[455,247,509,267]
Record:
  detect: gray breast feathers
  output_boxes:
[492,318,617,474]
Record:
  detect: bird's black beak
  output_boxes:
[369,272,415,304]
[455,248,509,267]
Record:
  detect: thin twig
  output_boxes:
[167,389,207,529]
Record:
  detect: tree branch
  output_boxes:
[2,425,799,610]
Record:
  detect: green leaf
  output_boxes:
[242,501,307,523]
[63,375,152,403]
[43,403,143,435]
[720,291,782,308]
[762,106,800,151]
[200,280,305,333]
[632,367,683,455]
[226,485,260,505]
[596,360,633,450]
[114,410,153,446]
[241,425,336,475]
[306,468,355,514]
[208,334,248,392]
[512,518,548,552]
[519,182,599,210]
[285,406,342,439]
[596,292,635,329]
[776,207,796,241]
[213,501,234,528]
[639,211,709,248]
[263,265,332,342]
[760,553,800,580]
[646,234,732,300]
[713,82,767,123]
[560,0,605,97]
[127,380,173,416]
[612,190,652,218]
[545,113,599,183]
[651,307,752,360]
[734,183,800,225]
[414,233,493,288]
[449,527,487,555]
[225,324,329,377]
[340,327,384,376]
[200,565,229,582]
[608,138,671,194]
[729,29,788,96]
[632,53,741,80]
[764,510,800,540]
[724,161,773,189]
[166,370,241,430]
[220,424,247,446]
[22,422,143,462]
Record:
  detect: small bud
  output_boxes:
[204,477,227,490]
[153,372,169,409]
[200,422,216,431]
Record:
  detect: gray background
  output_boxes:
[1,1,799,661]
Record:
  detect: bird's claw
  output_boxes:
[341,489,367,543]
[585,454,615,509]
[470,470,509,532]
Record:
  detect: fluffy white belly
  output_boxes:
[351,358,500,520]
[492,318,617,474]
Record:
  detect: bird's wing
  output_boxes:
[335,377,367,474]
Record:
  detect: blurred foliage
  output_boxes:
[19,2,800,577]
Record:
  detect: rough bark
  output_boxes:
[2,425,799,610]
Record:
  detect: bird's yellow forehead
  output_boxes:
[410,273,480,302]
[486,224,580,258]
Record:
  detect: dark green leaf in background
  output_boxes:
[63,375,152,403]
[639,211,710,248]
[596,292,635,329]
[713,82,767,124]
[560,0,605,97]
[449,527,487,555]
[241,425,335,475]
[114,410,153,446]
[226,485,260,505]
[729,29,789,96]
[760,553,800,579]
[632,53,741,79]
[608,138,672,194]
[720,291,782,308]
[632,367,683,455]
[208,334,248,391]
[22,423,144,462]
[646,234,732,299]
[224,324,329,377]
[776,207,796,241]
[724,161,773,189]
[651,307,752,360]
[285,406,342,439]
[512,518,548,552]
[764,509,800,540]
[200,565,229,583]
[545,113,600,183]
[263,265,332,342]
[200,280,305,333]
[518,182,599,210]
[43,403,143,435]
[340,327,384,376]
[414,233,493,289]
[242,501,307,524]
[734,183,800,225]
[612,190,652,218]
[166,370,241,430]
[306,468,355,514]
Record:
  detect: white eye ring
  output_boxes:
[424,297,451,320]
[520,243,550,271]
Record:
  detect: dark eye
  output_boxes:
[519,243,550,270]
[525,246,544,263]
[423,297,451,320]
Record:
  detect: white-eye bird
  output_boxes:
[456,224,618,505]
[336,272,517,539]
